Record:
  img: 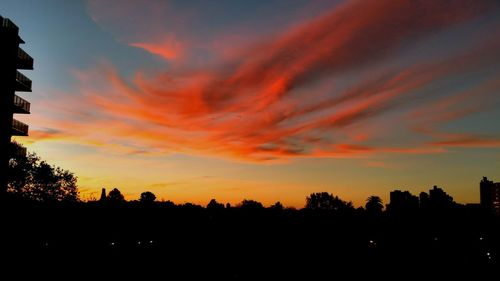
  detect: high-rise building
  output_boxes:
[480,177,500,215]
[388,190,419,212]
[0,16,33,197]
[428,185,454,208]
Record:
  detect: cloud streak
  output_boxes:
[34,0,500,162]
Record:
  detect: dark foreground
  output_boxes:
[1,201,498,279]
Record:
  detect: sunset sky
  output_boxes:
[4,0,500,207]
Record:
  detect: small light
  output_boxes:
[479,237,483,241]
[137,241,141,245]
[369,240,373,244]
[149,240,153,244]
[486,252,490,256]
[110,242,115,246]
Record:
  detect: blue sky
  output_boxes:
[3,0,500,206]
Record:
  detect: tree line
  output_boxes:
[3,142,424,214]
[7,141,78,202]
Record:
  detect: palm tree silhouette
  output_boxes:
[365,196,383,214]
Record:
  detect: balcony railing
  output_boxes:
[15,71,32,92]
[17,47,33,69]
[10,142,27,158]
[0,16,19,30]
[13,94,30,114]
[12,119,29,136]
[0,16,24,43]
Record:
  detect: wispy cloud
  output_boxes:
[33,0,500,162]
[130,34,184,60]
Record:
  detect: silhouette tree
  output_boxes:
[207,199,224,210]
[107,188,125,203]
[7,141,79,202]
[239,199,264,210]
[365,196,383,214]
[270,201,284,210]
[305,192,353,211]
[159,199,176,208]
[139,191,156,204]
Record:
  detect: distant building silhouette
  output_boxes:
[480,177,500,215]
[427,185,454,209]
[392,186,455,213]
[388,190,418,212]
[0,16,33,197]
[99,188,107,202]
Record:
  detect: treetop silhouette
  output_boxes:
[305,192,353,211]
[7,141,78,202]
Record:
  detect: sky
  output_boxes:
[3,0,500,207]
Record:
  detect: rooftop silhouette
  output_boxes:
[480,177,500,215]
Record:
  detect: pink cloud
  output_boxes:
[130,34,184,60]
[431,138,500,148]
[35,0,500,162]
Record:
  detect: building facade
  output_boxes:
[388,190,419,212]
[480,177,500,215]
[0,16,33,197]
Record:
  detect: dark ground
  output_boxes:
[1,201,498,279]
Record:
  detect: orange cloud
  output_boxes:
[408,75,500,145]
[431,137,500,148]
[33,0,500,162]
[130,34,183,60]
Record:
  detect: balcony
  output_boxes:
[17,47,33,69]
[0,16,18,30]
[10,142,27,158]
[15,71,32,92]
[13,94,30,114]
[12,119,29,136]
[0,15,24,43]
